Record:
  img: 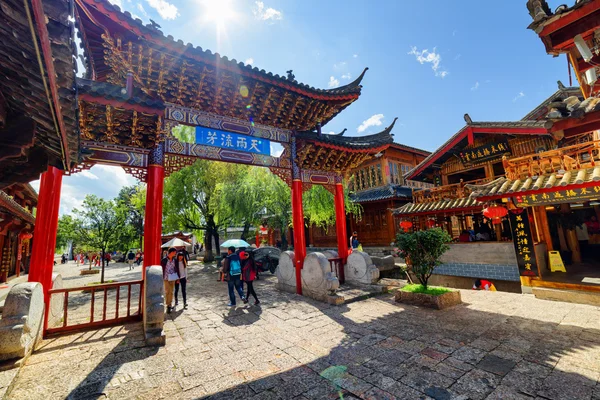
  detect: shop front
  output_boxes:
[468,140,600,292]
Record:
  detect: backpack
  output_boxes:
[229,258,241,275]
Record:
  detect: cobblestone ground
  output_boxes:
[8,261,600,400]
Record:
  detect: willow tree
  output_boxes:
[303,185,362,229]
[163,160,247,262]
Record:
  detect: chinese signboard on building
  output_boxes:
[508,208,538,277]
[514,185,600,207]
[195,126,270,155]
[458,140,510,165]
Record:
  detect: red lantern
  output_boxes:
[399,221,413,232]
[483,204,508,225]
[427,219,436,228]
[19,232,32,240]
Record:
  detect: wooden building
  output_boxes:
[309,120,430,248]
[0,184,36,282]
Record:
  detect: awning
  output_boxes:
[350,184,412,203]
[467,168,600,205]
[392,197,482,217]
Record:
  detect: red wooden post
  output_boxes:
[291,179,306,295]
[143,145,165,279]
[29,166,63,306]
[334,182,348,277]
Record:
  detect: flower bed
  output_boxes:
[394,284,461,310]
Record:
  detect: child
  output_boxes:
[473,279,496,291]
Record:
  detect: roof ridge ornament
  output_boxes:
[464,113,473,125]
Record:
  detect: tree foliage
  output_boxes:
[56,215,78,252]
[303,185,362,229]
[395,228,451,289]
[73,195,128,283]
[116,184,146,249]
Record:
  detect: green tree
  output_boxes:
[303,185,362,229]
[74,195,128,283]
[163,160,240,262]
[395,228,451,289]
[56,214,78,252]
[116,184,146,249]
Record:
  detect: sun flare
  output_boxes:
[202,0,237,28]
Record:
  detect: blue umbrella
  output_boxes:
[220,239,251,248]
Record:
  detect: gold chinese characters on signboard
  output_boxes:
[458,141,510,165]
[508,209,537,277]
[514,185,600,207]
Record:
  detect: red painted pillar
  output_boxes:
[29,166,63,305]
[143,165,164,278]
[291,180,306,295]
[334,182,349,266]
[143,143,165,280]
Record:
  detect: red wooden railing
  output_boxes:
[328,257,345,284]
[44,280,143,336]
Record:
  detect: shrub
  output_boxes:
[395,228,451,290]
[401,284,451,296]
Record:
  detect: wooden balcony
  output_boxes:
[412,178,491,204]
[503,140,600,181]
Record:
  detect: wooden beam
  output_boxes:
[539,1,600,37]
[550,108,600,134]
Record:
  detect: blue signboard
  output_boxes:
[195,126,270,155]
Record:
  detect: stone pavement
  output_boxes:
[7,261,600,400]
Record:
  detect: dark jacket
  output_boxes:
[160,257,180,281]
[221,253,241,281]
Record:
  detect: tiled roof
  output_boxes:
[405,120,548,181]
[467,168,600,199]
[78,0,366,98]
[297,118,396,150]
[527,0,592,31]
[349,184,412,203]
[392,197,482,216]
[77,78,165,110]
[387,143,430,157]
[545,95,600,121]
[0,191,35,225]
[521,84,582,121]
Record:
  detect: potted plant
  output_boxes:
[394,228,461,309]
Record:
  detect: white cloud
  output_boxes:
[341,73,352,80]
[253,1,283,21]
[333,61,347,70]
[328,76,339,88]
[471,82,479,91]
[513,91,525,102]
[408,46,448,78]
[245,58,254,65]
[146,0,178,20]
[270,142,284,157]
[136,3,148,16]
[78,170,99,180]
[357,114,384,133]
[108,0,122,8]
[353,54,358,58]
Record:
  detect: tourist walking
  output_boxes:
[240,251,259,305]
[127,250,135,270]
[161,247,180,313]
[221,246,245,306]
[174,251,188,309]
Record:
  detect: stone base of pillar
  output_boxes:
[275,251,296,294]
[47,274,63,329]
[300,253,340,302]
[345,251,380,285]
[0,283,44,366]
[144,266,165,346]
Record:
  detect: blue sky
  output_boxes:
[37,0,575,214]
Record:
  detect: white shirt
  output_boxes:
[576,224,589,241]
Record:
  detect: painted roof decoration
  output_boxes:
[0,190,35,225]
[467,168,600,199]
[77,79,165,110]
[75,0,367,132]
[349,184,412,203]
[392,197,482,216]
[0,0,78,188]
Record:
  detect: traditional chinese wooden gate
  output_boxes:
[29,0,395,330]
